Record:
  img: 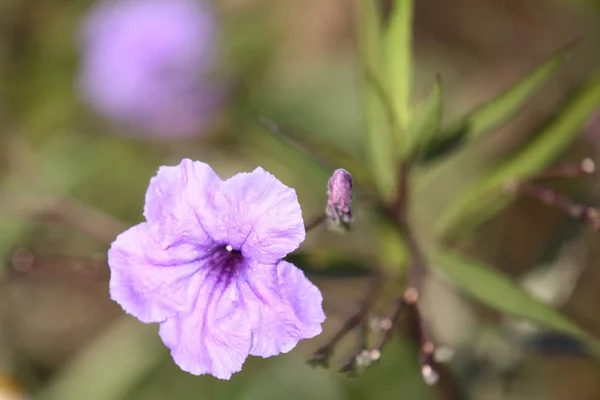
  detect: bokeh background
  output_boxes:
[2,0,600,399]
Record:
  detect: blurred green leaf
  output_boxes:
[407,75,442,159]
[39,318,164,400]
[259,119,375,193]
[375,214,408,275]
[286,251,373,278]
[436,69,600,239]
[127,355,343,400]
[357,0,397,201]
[344,338,433,400]
[0,135,114,260]
[422,41,575,164]
[384,0,413,131]
[238,357,343,400]
[431,249,600,348]
[418,123,469,165]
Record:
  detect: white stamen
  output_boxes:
[225,245,233,252]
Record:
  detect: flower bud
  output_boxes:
[326,169,353,230]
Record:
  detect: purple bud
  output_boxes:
[326,169,353,229]
[78,0,220,138]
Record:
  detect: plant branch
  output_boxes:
[517,183,600,231]
[407,305,463,399]
[304,214,327,233]
[533,158,595,181]
[31,197,127,243]
[309,274,382,367]
[393,163,426,301]
[370,297,406,353]
[390,161,458,393]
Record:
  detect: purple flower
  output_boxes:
[78,0,219,138]
[107,159,326,379]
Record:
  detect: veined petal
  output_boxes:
[108,223,206,323]
[222,167,305,263]
[239,260,325,357]
[143,159,226,248]
[159,276,252,379]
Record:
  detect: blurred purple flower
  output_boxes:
[107,159,325,379]
[78,0,220,137]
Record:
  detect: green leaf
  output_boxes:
[422,41,576,164]
[357,0,382,74]
[0,135,128,260]
[385,0,414,131]
[39,318,164,400]
[375,217,409,276]
[437,68,600,239]
[431,249,598,347]
[357,0,397,201]
[407,75,442,158]
[259,118,375,193]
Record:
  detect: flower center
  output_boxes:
[208,244,244,285]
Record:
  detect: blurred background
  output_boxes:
[1,0,600,399]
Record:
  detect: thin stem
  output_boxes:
[413,305,437,385]
[338,320,370,374]
[406,305,463,398]
[32,197,128,242]
[304,214,327,233]
[393,163,426,299]
[518,184,600,231]
[259,119,334,172]
[389,161,452,391]
[3,194,127,243]
[371,297,406,352]
[338,298,406,375]
[309,274,382,367]
[533,158,595,181]
[400,220,426,297]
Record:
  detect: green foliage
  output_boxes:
[407,76,443,159]
[384,0,413,131]
[421,42,575,164]
[38,318,164,400]
[431,249,600,352]
[352,1,600,358]
[437,69,600,239]
[357,0,398,201]
[259,119,375,193]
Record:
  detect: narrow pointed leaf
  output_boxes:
[259,119,375,193]
[422,41,576,164]
[357,0,397,200]
[431,249,600,353]
[408,75,443,158]
[385,0,414,130]
[437,69,600,239]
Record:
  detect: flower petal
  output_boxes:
[143,158,226,248]
[108,223,206,323]
[239,260,325,357]
[158,277,252,379]
[222,167,305,263]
